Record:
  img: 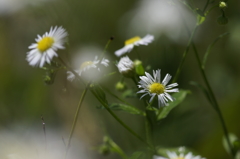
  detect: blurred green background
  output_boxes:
[0,0,240,158]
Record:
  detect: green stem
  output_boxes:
[145,111,154,154]
[100,37,113,59]
[134,47,142,61]
[131,76,138,86]
[91,90,155,152]
[100,85,132,106]
[64,82,90,159]
[203,0,210,12]
[192,43,235,157]
[172,25,198,83]
[59,57,155,153]
[205,4,218,16]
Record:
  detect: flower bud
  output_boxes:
[134,59,145,75]
[219,1,227,9]
[115,81,127,91]
[116,56,135,78]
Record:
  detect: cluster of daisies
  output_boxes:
[26,27,206,159]
[26,26,178,108]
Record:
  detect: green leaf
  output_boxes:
[202,32,229,69]
[97,103,145,116]
[128,152,144,159]
[157,90,190,121]
[122,89,137,98]
[197,14,205,25]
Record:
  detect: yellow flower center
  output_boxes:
[125,36,141,45]
[173,157,185,159]
[149,83,165,95]
[80,61,94,70]
[37,37,54,52]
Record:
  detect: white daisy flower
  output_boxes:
[153,151,206,159]
[114,34,154,57]
[26,26,68,67]
[67,56,109,81]
[137,69,178,108]
[116,56,135,77]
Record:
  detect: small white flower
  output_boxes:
[67,56,109,81]
[137,69,178,108]
[26,26,68,67]
[116,56,134,77]
[115,34,154,57]
[153,151,206,159]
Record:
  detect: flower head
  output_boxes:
[153,151,206,159]
[27,26,68,67]
[115,34,154,57]
[138,69,178,108]
[116,56,135,77]
[67,56,109,81]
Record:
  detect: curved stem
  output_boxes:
[59,57,155,153]
[203,0,210,12]
[173,25,198,83]
[192,43,235,157]
[91,90,155,152]
[64,82,90,159]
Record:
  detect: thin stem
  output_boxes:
[100,37,113,59]
[134,47,142,61]
[100,85,132,106]
[91,90,155,152]
[131,76,138,86]
[59,56,155,152]
[172,25,198,83]
[205,4,218,16]
[192,43,235,157]
[64,82,90,159]
[203,0,210,12]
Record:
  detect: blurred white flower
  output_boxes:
[115,34,154,57]
[26,26,68,67]
[67,56,109,81]
[138,69,178,108]
[153,151,206,159]
[116,56,135,77]
[124,0,195,41]
[0,129,89,159]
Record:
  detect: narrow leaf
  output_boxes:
[202,32,229,68]
[122,89,137,98]
[157,90,190,121]
[97,103,145,116]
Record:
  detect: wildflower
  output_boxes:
[67,56,109,81]
[153,151,206,159]
[114,34,154,57]
[26,26,68,67]
[137,69,178,108]
[116,56,135,78]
